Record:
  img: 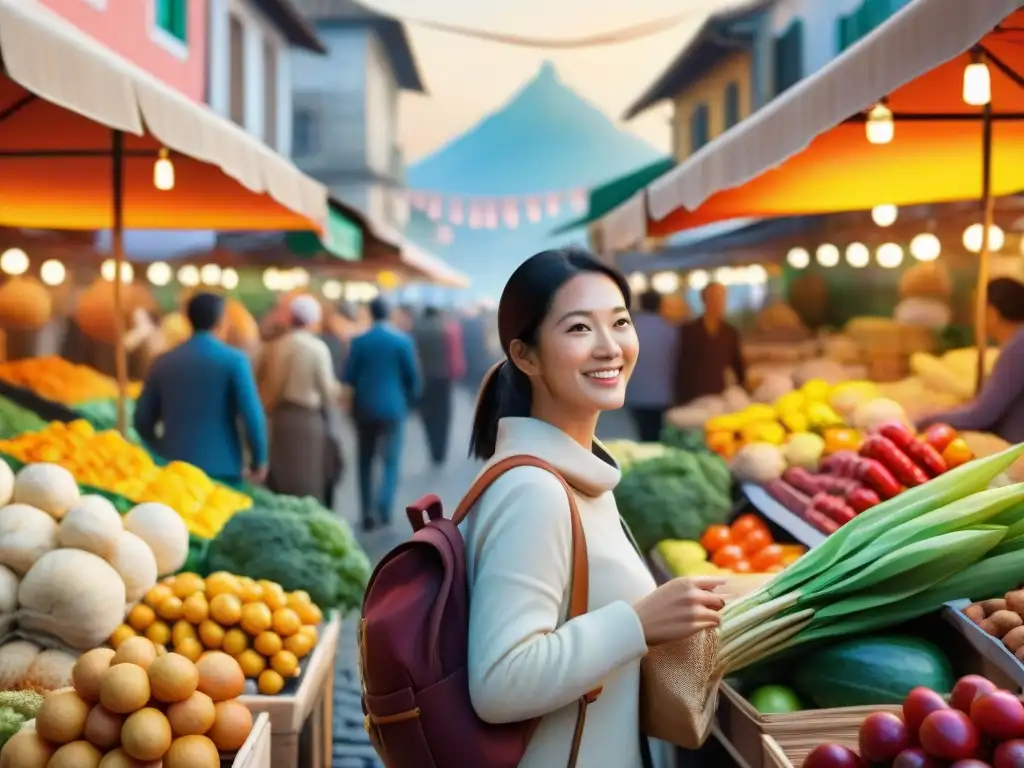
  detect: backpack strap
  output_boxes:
[451,454,599,768]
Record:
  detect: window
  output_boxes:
[689,104,710,154]
[723,82,741,130]
[773,20,804,95]
[229,14,245,126]
[292,108,320,156]
[263,41,278,148]
[837,0,911,52]
[154,0,188,43]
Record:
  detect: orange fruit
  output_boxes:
[146,621,172,646]
[239,603,272,636]
[182,592,210,624]
[198,621,225,650]
[209,594,242,627]
[253,632,282,657]
[172,620,197,646]
[128,604,156,632]
[144,584,174,610]
[298,625,318,645]
[204,572,240,599]
[110,624,136,649]
[157,596,185,622]
[222,628,249,656]
[283,632,314,659]
[171,572,206,600]
[271,609,301,638]
[259,581,287,611]
[236,649,266,678]
[237,579,264,604]
[296,602,323,626]
[257,669,284,695]
[270,650,298,678]
[175,638,203,662]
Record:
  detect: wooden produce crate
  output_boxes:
[762,735,793,768]
[238,614,341,768]
[228,712,272,768]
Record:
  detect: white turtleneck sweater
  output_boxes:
[461,417,656,768]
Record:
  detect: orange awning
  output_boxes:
[0,0,327,231]
[626,0,1024,238]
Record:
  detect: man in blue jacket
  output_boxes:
[345,296,422,531]
[134,292,268,485]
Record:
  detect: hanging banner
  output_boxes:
[398,185,590,230]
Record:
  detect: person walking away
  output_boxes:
[412,306,459,467]
[345,296,422,531]
[918,277,1024,442]
[674,281,746,405]
[254,295,344,505]
[626,290,679,441]
[134,292,268,485]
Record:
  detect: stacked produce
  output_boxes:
[877,346,1000,421]
[610,445,733,554]
[0,398,44,441]
[0,637,253,767]
[0,357,141,406]
[0,690,42,750]
[962,590,1024,662]
[113,571,323,695]
[803,675,1024,767]
[656,515,806,577]
[761,422,975,534]
[0,421,252,537]
[714,443,1024,676]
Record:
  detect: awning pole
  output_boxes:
[111,129,128,435]
[974,100,995,396]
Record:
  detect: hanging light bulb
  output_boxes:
[714,267,735,285]
[39,259,65,287]
[199,264,222,286]
[865,101,894,145]
[963,51,992,106]
[153,148,175,191]
[871,204,899,227]
[100,259,133,283]
[746,265,768,285]
[147,262,172,286]
[687,270,710,290]
[845,242,870,268]
[650,272,680,295]
[876,242,904,269]
[816,243,840,267]
[0,248,28,276]
[910,233,941,262]
[322,279,343,300]
[178,265,200,287]
[786,247,810,269]
[962,223,1005,254]
[627,272,649,294]
[220,268,239,290]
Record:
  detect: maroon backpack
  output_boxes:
[358,455,602,768]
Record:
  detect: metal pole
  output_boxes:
[111,130,128,435]
[974,101,994,396]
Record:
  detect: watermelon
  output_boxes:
[792,635,954,709]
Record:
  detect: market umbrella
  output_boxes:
[609,0,1023,389]
[0,0,328,430]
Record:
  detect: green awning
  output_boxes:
[285,207,363,261]
[552,157,674,235]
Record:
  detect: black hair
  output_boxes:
[469,245,631,460]
[988,277,1024,323]
[369,296,389,321]
[639,290,661,314]
[186,292,225,332]
[423,305,440,318]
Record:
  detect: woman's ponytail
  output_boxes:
[468,359,532,460]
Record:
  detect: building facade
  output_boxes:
[290,0,424,228]
[38,0,208,100]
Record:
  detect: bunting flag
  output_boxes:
[402,186,590,230]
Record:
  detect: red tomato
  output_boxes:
[739,528,773,556]
[730,513,768,539]
[750,544,784,572]
[699,524,733,553]
[731,559,753,574]
[942,438,974,469]
[711,544,746,569]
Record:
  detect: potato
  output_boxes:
[964,603,986,624]
[980,598,1008,616]
[1005,590,1024,616]
[1004,626,1024,653]
[980,610,1022,638]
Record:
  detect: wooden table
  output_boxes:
[238,614,341,768]
[227,713,272,768]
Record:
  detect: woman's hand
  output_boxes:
[632,576,726,647]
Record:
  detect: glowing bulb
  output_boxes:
[866,102,894,145]
[651,271,680,294]
[845,242,870,268]
[177,264,200,287]
[199,263,222,286]
[147,261,172,286]
[816,244,840,267]
[786,247,810,269]
[101,259,133,283]
[910,233,941,262]
[963,223,1004,254]
[688,270,710,290]
[220,268,239,290]
[746,265,768,285]
[39,259,65,286]
[262,268,280,291]
[627,272,649,294]
[963,61,992,106]
[714,267,735,285]
[876,242,904,269]
[322,279,343,300]
[290,268,310,288]
[153,148,175,191]
[0,248,28,276]
[871,204,898,227]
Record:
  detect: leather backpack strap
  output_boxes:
[452,455,600,768]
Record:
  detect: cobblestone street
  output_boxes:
[329,387,636,766]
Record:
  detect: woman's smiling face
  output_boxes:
[511,271,638,419]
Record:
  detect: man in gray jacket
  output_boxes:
[412,306,457,467]
[626,290,680,441]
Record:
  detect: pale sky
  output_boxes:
[366,0,747,162]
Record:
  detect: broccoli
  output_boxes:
[0,707,26,750]
[0,691,42,719]
[204,508,342,609]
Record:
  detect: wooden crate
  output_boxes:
[761,736,793,768]
[238,614,341,768]
[228,712,272,768]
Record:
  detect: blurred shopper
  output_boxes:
[674,282,746,405]
[255,295,344,505]
[412,306,465,467]
[345,296,422,531]
[918,277,1024,442]
[626,290,680,441]
[461,303,499,393]
[135,292,268,485]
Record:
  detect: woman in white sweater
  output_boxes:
[462,247,726,768]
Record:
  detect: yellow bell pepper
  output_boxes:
[780,411,809,434]
[805,402,845,430]
[705,430,737,458]
[823,427,863,454]
[740,420,787,445]
[743,404,777,422]
[800,378,832,403]
[773,391,806,416]
[705,414,745,433]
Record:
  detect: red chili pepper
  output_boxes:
[846,486,881,513]
[904,439,948,478]
[803,508,840,534]
[923,423,958,453]
[860,435,930,487]
[854,456,902,499]
[878,422,916,452]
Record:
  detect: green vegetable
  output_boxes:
[748,685,803,713]
[659,425,708,453]
[0,396,46,439]
[792,635,954,708]
[613,449,731,553]
[0,707,25,750]
[0,691,42,719]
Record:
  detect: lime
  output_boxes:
[749,685,803,713]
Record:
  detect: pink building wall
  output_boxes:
[39,0,208,101]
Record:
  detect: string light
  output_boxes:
[650,271,679,294]
[322,280,343,300]
[816,244,840,267]
[865,101,894,145]
[39,259,65,286]
[910,233,941,262]
[876,243,904,269]
[100,259,133,283]
[871,204,898,227]
[962,223,1004,254]
[199,264,222,286]
[178,265,200,287]
[687,270,709,290]
[627,272,649,294]
[963,51,992,106]
[845,242,870,268]
[0,248,28,276]
[147,262,172,286]
[220,268,239,291]
[153,148,175,191]
[786,247,810,269]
